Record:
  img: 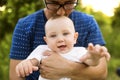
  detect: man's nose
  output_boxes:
[56,7,65,16]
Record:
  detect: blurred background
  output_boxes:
[0,0,120,79]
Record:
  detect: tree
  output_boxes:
[0,0,44,79]
[110,4,120,57]
[112,4,120,29]
[0,0,44,41]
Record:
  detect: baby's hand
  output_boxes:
[15,59,38,77]
[80,43,110,66]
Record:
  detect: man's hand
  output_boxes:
[40,50,74,79]
[39,45,110,80]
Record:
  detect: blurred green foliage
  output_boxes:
[0,0,120,80]
[0,0,44,40]
[0,33,11,79]
[107,58,120,80]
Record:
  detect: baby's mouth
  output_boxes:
[57,45,67,50]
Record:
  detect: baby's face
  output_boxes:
[44,16,78,54]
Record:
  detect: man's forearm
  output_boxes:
[69,57,107,80]
[9,59,25,80]
[10,76,25,80]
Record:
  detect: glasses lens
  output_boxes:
[45,1,78,11]
[47,3,59,10]
[64,3,77,10]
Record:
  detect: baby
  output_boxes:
[16,16,106,80]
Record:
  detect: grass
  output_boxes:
[107,57,120,80]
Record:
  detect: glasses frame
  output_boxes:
[44,0,78,11]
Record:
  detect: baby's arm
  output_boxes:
[15,45,48,77]
[15,58,39,77]
[82,52,100,66]
[80,43,109,66]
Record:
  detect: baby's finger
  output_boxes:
[24,62,32,76]
[103,52,111,61]
[105,52,111,61]
[43,50,52,56]
[95,44,101,53]
[32,66,39,71]
[101,46,110,61]
[27,60,33,74]
[88,43,94,51]
[101,46,108,52]
[16,65,21,77]
[18,63,26,77]
[80,53,91,62]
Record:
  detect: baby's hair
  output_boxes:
[45,16,75,32]
[50,16,64,20]
[49,16,72,21]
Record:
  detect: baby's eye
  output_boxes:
[50,34,56,38]
[63,32,69,35]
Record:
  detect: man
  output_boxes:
[9,0,110,80]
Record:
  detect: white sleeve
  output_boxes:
[74,47,87,60]
[60,47,87,63]
[27,45,49,62]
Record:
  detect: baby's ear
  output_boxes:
[43,36,47,43]
[74,32,79,44]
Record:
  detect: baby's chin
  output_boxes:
[57,49,71,54]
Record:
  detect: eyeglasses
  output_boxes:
[44,0,78,11]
